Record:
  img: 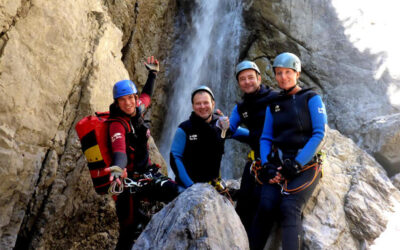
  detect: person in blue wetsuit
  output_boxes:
[251,52,327,250]
[229,60,279,234]
[170,86,247,189]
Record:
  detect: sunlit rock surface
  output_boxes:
[133,184,249,250]
[0,0,175,249]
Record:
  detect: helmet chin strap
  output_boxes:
[202,114,212,122]
[280,84,297,95]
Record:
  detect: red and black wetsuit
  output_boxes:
[109,93,151,175]
[108,72,180,250]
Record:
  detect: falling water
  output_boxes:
[159,0,247,178]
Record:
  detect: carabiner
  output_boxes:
[109,180,124,195]
[278,183,290,195]
[124,177,142,188]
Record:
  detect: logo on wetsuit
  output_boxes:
[111,132,122,143]
[189,134,198,141]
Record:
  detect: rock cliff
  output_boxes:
[0,0,399,249]
[0,0,175,249]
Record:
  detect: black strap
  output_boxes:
[280,84,297,95]
[107,117,131,133]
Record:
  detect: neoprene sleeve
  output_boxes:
[141,71,157,97]
[170,128,194,188]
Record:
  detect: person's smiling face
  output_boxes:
[237,69,261,94]
[192,91,215,121]
[117,94,137,116]
[274,67,300,91]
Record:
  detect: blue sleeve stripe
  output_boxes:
[296,95,327,166]
[229,105,241,133]
[170,128,194,187]
[260,106,274,165]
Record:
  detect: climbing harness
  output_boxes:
[280,151,325,195]
[247,150,255,161]
[108,176,151,195]
[280,162,320,195]
[250,159,265,185]
[248,148,325,194]
[247,150,268,185]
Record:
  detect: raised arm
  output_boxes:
[139,56,160,110]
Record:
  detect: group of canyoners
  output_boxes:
[76,52,327,250]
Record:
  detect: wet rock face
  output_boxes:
[133,183,249,250]
[391,174,400,191]
[0,0,126,248]
[357,114,400,177]
[0,0,175,249]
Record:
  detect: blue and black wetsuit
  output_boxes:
[170,112,224,187]
[229,85,279,234]
[250,88,327,250]
[260,88,326,166]
[170,112,248,188]
[230,85,279,156]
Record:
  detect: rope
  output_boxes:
[281,162,322,195]
[108,179,124,195]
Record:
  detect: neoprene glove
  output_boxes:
[217,116,230,130]
[258,163,278,183]
[144,56,159,73]
[216,116,230,138]
[109,166,126,181]
[281,159,301,180]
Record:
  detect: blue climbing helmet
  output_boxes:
[272,52,301,73]
[235,60,261,80]
[191,85,215,103]
[113,80,138,99]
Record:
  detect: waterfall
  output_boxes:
[159,0,247,179]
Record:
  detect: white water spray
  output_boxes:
[159,0,245,178]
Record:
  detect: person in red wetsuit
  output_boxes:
[108,56,181,250]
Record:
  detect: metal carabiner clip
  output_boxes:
[278,183,290,196]
[124,177,141,188]
[123,177,142,194]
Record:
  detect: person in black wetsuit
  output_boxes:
[228,60,279,235]
[251,52,327,250]
[170,86,247,188]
